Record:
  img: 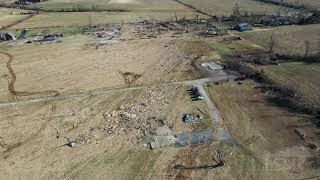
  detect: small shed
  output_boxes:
[235,23,252,32]
[0,32,16,41]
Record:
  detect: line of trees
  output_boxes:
[225,58,320,116]
[254,0,320,13]
[267,32,319,62]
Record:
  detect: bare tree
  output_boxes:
[277,0,284,17]
[216,16,228,36]
[194,14,199,22]
[174,11,178,22]
[268,32,277,53]
[317,39,320,55]
[232,2,241,22]
[295,0,303,7]
[303,40,311,58]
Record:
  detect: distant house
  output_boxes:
[0,32,16,41]
[235,23,252,32]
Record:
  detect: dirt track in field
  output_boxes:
[1,101,57,159]
[0,51,59,159]
[0,50,59,97]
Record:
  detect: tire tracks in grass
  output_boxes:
[0,51,59,97]
[0,50,59,159]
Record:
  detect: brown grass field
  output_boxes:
[0,8,31,29]
[207,81,320,179]
[0,0,320,179]
[236,24,320,109]
[0,84,213,179]
[264,0,320,10]
[0,32,195,101]
[30,0,193,11]
[10,11,203,29]
[4,0,206,29]
[1,31,318,178]
[0,25,215,179]
[179,0,286,15]
[0,7,29,14]
[238,25,320,56]
[0,14,28,28]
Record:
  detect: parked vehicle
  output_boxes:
[187,86,204,101]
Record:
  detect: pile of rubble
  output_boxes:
[127,21,162,39]
[0,32,16,41]
[124,19,215,40]
[258,15,300,26]
[43,33,63,39]
[62,136,103,148]
[86,27,121,46]
[103,86,178,145]
[33,32,63,44]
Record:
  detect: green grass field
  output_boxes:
[262,62,320,106]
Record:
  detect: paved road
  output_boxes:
[190,73,265,165]
[189,75,237,145]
